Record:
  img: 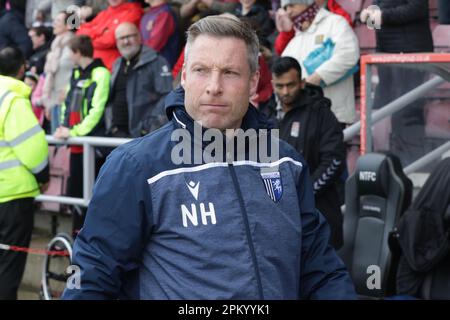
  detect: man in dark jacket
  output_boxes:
[262,56,346,249]
[106,22,173,138]
[361,0,434,165]
[62,16,355,300]
[28,26,51,74]
[0,1,32,58]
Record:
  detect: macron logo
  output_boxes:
[186,181,200,200]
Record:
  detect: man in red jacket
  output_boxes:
[77,0,143,71]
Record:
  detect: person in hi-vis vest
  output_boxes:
[0,47,49,300]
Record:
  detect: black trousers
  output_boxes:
[0,198,34,300]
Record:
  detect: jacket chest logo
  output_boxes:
[261,171,283,203]
[290,121,300,138]
[315,34,325,45]
[181,180,217,228]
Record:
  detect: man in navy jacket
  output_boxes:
[62,15,355,300]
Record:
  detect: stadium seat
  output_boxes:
[362,0,373,9]
[41,146,71,212]
[336,0,363,21]
[339,153,412,298]
[355,24,377,54]
[433,24,450,52]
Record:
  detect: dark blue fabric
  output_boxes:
[0,9,32,58]
[62,88,356,300]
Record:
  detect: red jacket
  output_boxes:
[77,2,143,71]
[274,0,353,55]
[255,55,273,105]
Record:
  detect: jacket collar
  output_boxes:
[115,45,158,73]
[75,58,105,79]
[165,86,275,158]
[0,75,31,98]
[134,45,158,69]
[132,46,158,70]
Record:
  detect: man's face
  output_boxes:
[108,0,125,7]
[285,4,309,19]
[28,30,45,50]
[181,35,259,131]
[115,26,142,60]
[272,68,303,109]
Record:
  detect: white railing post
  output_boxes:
[36,136,131,207]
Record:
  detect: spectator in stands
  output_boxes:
[0,0,33,58]
[77,0,143,71]
[24,71,43,124]
[27,0,106,27]
[361,0,434,165]
[140,0,180,67]
[235,0,274,45]
[180,0,238,23]
[274,0,352,56]
[25,0,45,27]
[280,0,359,127]
[31,74,47,128]
[24,71,39,91]
[262,57,345,249]
[42,11,76,134]
[78,0,110,23]
[250,54,273,109]
[107,22,172,138]
[54,35,110,236]
[28,26,52,75]
[35,0,83,24]
[0,47,49,300]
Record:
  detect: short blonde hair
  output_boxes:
[185,15,260,74]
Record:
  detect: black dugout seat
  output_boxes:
[338,153,412,298]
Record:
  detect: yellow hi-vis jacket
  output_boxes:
[0,75,49,203]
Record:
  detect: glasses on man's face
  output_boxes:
[116,33,139,42]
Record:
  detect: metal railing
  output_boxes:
[343,76,446,142]
[345,53,450,179]
[35,136,131,207]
